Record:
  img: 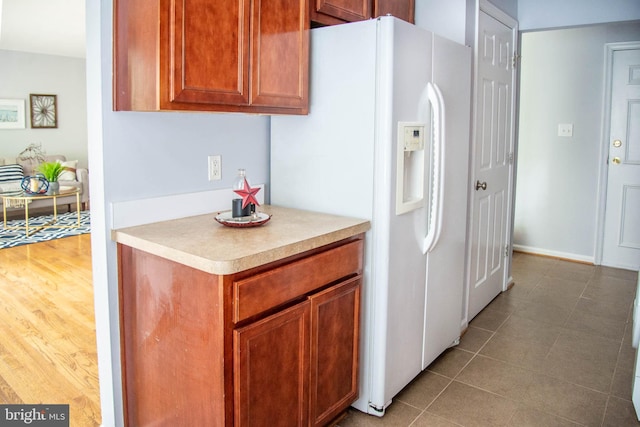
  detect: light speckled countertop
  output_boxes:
[111,205,370,275]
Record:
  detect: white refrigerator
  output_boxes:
[270,16,471,416]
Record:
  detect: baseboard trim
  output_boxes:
[513,244,594,265]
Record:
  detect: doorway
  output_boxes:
[514,22,640,267]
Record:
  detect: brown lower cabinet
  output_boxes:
[119,235,363,427]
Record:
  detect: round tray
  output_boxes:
[215,211,271,228]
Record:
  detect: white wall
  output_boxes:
[518,0,640,30]
[0,50,88,167]
[514,21,640,262]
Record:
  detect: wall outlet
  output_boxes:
[208,155,221,181]
[558,123,573,137]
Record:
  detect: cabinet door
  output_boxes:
[373,0,414,23]
[234,302,310,427]
[251,0,309,109]
[165,0,251,107]
[309,277,361,427]
[310,0,370,25]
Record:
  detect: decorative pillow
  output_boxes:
[57,160,78,181]
[0,164,23,195]
[0,181,23,195]
[0,164,23,182]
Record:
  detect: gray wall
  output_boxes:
[416,0,468,44]
[518,0,640,30]
[0,50,88,167]
[514,21,640,261]
[415,0,518,45]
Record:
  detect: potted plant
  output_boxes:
[36,161,65,194]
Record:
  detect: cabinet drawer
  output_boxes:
[233,239,363,323]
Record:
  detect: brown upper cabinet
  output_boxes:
[310,0,414,26]
[374,0,415,23]
[114,0,309,115]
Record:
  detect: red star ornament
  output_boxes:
[233,178,261,209]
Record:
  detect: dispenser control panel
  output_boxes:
[396,122,426,215]
[401,124,425,152]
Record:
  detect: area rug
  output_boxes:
[0,210,91,249]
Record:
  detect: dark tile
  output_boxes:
[583,275,636,305]
[337,261,637,427]
[469,307,510,331]
[546,260,595,283]
[564,306,627,341]
[523,374,608,426]
[457,326,493,353]
[480,330,552,371]
[394,371,451,410]
[594,266,638,282]
[456,355,534,400]
[513,299,573,327]
[411,412,461,426]
[481,313,563,370]
[574,295,630,322]
[507,406,582,426]
[540,329,620,391]
[602,396,640,426]
[427,381,519,427]
[617,341,637,374]
[510,268,546,289]
[425,348,474,379]
[487,291,525,314]
[511,253,557,273]
[611,365,634,400]
[523,277,586,316]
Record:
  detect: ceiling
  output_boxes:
[0,0,85,58]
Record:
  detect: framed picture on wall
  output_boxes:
[0,99,26,129]
[30,94,57,128]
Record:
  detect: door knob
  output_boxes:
[612,157,621,164]
[475,180,487,191]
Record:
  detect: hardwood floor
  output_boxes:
[0,234,101,426]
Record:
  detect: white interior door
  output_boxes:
[602,46,640,270]
[467,4,517,321]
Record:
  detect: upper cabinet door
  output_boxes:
[114,0,309,114]
[310,0,371,26]
[373,0,414,23]
[251,0,309,109]
[166,0,251,107]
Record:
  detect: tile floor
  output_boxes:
[338,252,640,426]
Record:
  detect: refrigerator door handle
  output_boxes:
[423,82,445,254]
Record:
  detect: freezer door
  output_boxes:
[370,17,433,413]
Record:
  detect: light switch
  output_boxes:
[558,123,573,137]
